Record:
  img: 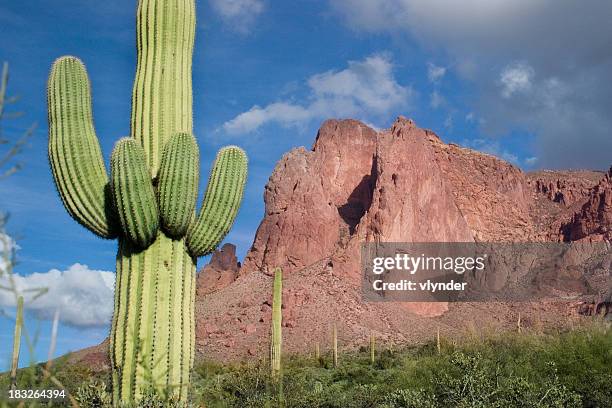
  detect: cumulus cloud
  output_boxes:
[210,0,265,33]
[499,62,534,98]
[329,0,612,169]
[427,62,446,83]
[0,264,114,327]
[223,54,412,134]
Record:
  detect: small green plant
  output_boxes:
[47,0,248,404]
[75,379,112,408]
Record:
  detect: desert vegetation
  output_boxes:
[2,322,610,407]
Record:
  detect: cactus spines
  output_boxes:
[48,0,247,403]
[158,133,199,237]
[370,331,375,365]
[10,296,23,390]
[111,138,159,248]
[186,146,248,257]
[48,57,117,239]
[270,267,283,380]
[332,324,338,368]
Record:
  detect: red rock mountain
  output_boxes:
[70,117,610,366]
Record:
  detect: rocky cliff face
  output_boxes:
[242,120,379,276]
[242,117,608,279]
[561,168,612,241]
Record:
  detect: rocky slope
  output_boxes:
[69,117,610,367]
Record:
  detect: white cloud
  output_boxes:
[223,54,412,134]
[210,0,265,33]
[0,264,114,327]
[330,0,612,169]
[500,62,534,98]
[465,112,475,123]
[430,90,445,109]
[0,232,18,274]
[224,103,311,134]
[427,62,446,83]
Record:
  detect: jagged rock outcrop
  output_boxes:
[562,168,612,241]
[242,118,478,279]
[531,171,597,207]
[330,118,475,282]
[243,117,610,282]
[242,120,378,276]
[196,243,240,296]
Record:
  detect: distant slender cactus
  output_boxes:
[47,1,248,403]
[332,324,338,368]
[45,309,60,373]
[436,326,441,354]
[517,313,522,334]
[270,268,282,380]
[315,342,320,360]
[10,296,23,390]
[370,332,375,365]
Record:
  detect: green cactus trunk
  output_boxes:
[332,324,338,368]
[10,296,23,391]
[270,268,282,380]
[110,236,196,401]
[47,0,247,404]
[369,332,375,365]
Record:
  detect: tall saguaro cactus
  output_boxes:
[47,0,247,403]
[332,324,338,368]
[369,331,375,365]
[270,267,283,380]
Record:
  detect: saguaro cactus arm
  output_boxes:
[186,146,247,257]
[110,138,159,248]
[158,132,199,238]
[48,57,117,239]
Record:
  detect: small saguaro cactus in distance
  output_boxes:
[270,267,283,380]
[332,324,338,368]
[10,296,23,391]
[47,0,247,403]
[370,331,376,365]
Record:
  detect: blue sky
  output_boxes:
[1,0,611,369]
